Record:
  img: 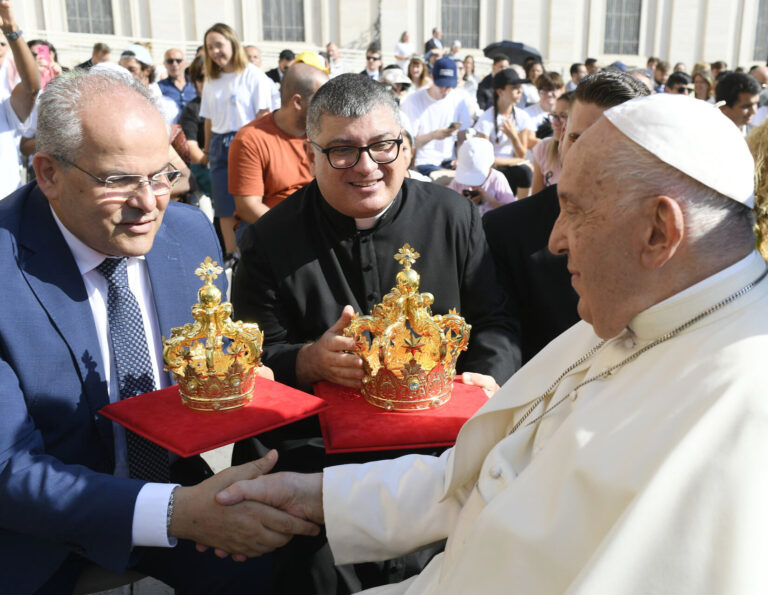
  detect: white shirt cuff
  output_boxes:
[131,482,180,548]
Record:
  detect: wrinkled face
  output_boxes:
[45,95,171,257]
[560,99,606,163]
[721,92,759,128]
[205,31,234,72]
[308,106,406,219]
[245,46,262,67]
[549,119,644,338]
[119,57,150,86]
[164,49,186,77]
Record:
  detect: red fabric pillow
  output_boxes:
[315,380,488,453]
[100,377,328,457]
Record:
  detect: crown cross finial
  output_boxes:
[195,257,224,284]
[394,244,420,269]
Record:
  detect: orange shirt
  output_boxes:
[228,112,313,208]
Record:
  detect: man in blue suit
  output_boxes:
[0,69,317,593]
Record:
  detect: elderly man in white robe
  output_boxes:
[211,93,768,594]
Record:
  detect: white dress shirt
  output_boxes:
[52,208,178,548]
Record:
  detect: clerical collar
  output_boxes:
[356,200,395,230]
[629,251,764,341]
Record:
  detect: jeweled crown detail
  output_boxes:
[163,257,264,411]
[344,244,471,411]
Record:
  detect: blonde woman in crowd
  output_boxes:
[200,22,273,261]
[747,121,768,259]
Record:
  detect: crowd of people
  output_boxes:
[5,0,768,591]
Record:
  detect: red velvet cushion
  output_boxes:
[315,380,488,453]
[99,377,328,457]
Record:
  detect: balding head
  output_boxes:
[281,62,329,107]
[752,66,768,85]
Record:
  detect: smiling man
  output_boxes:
[0,69,315,593]
[222,92,768,595]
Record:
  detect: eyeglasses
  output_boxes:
[366,55,381,61]
[165,58,183,64]
[309,136,403,169]
[54,155,182,197]
[552,113,568,124]
[671,85,693,94]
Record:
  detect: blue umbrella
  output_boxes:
[483,41,542,65]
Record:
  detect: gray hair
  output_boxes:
[306,73,401,139]
[607,135,755,256]
[36,69,158,160]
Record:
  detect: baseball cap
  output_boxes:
[433,57,458,88]
[493,68,530,89]
[455,137,495,186]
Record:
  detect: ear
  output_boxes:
[290,93,303,112]
[305,139,317,176]
[33,153,63,201]
[639,195,685,270]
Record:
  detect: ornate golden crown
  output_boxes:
[163,257,264,411]
[344,244,471,411]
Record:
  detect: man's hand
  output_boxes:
[457,371,499,397]
[295,305,364,388]
[217,471,325,526]
[169,451,321,558]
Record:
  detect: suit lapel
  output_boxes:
[18,187,113,443]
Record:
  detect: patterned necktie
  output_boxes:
[97,257,170,483]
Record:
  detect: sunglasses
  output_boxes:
[672,85,693,94]
[367,55,381,61]
[165,58,183,64]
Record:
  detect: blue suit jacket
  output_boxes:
[0,183,226,593]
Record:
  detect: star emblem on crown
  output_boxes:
[195,256,223,283]
[394,244,420,269]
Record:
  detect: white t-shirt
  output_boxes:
[394,41,415,72]
[0,98,24,199]
[401,87,473,167]
[200,63,273,134]
[523,103,551,134]
[474,106,536,158]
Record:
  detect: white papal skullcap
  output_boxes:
[603,93,755,207]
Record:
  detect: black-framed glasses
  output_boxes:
[309,136,403,169]
[672,85,693,95]
[54,155,182,197]
[366,55,381,61]
[165,58,183,64]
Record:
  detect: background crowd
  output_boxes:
[5,21,768,264]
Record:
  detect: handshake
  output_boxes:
[168,450,324,561]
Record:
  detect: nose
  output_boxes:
[548,209,568,256]
[127,183,158,213]
[353,148,379,174]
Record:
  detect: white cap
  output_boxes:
[455,137,495,186]
[604,93,755,207]
[121,43,154,66]
[90,61,134,83]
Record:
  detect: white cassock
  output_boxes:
[323,251,768,594]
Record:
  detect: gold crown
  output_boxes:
[344,244,471,411]
[163,257,264,411]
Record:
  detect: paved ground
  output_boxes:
[94,444,233,595]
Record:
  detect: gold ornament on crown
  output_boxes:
[344,244,471,411]
[163,257,264,411]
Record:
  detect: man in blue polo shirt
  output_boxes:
[157,48,195,122]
